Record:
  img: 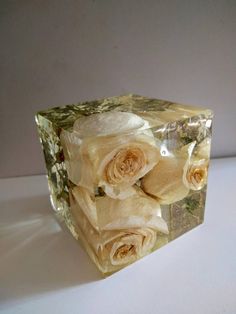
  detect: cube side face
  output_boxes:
[35,114,69,212]
[36,95,213,275]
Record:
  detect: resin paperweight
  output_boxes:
[35,94,213,276]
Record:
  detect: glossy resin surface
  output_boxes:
[36,94,213,275]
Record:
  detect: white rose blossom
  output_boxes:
[183,158,209,191]
[142,139,211,202]
[71,185,169,233]
[141,142,195,204]
[61,111,160,199]
[69,187,168,270]
[183,138,211,191]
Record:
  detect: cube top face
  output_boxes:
[37,94,212,132]
[36,94,213,275]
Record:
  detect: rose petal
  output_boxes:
[60,130,94,192]
[71,186,98,230]
[69,191,159,271]
[96,188,168,233]
[71,186,168,234]
[102,188,166,233]
[99,181,137,200]
[141,154,192,205]
[73,111,147,137]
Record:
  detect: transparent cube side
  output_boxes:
[35,114,69,213]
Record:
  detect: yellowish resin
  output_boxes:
[35,94,213,275]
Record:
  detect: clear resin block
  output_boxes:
[35,94,213,276]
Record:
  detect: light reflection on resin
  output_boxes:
[35,94,212,276]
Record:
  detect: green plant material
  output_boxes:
[184,197,200,215]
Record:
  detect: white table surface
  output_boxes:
[0,157,236,314]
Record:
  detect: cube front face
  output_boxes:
[36,94,213,275]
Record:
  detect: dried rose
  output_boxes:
[183,138,211,191]
[61,111,160,199]
[101,228,157,266]
[69,190,162,270]
[183,159,209,191]
[71,186,168,234]
[141,143,195,204]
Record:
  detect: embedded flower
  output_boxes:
[60,130,94,193]
[102,228,157,266]
[71,186,168,234]
[94,136,159,199]
[69,188,167,271]
[105,147,146,185]
[183,159,209,191]
[73,111,148,137]
[183,138,211,191]
[141,156,190,204]
[141,142,195,204]
[61,111,160,199]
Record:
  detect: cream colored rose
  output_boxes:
[183,159,209,191]
[94,136,159,199]
[141,142,195,204]
[61,111,160,199]
[100,228,157,266]
[141,139,211,203]
[141,156,189,204]
[69,189,162,271]
[71,186,169,234]
[183,138,211,191]
[105,147,146,184]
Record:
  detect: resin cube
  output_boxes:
[35,94,213,275]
